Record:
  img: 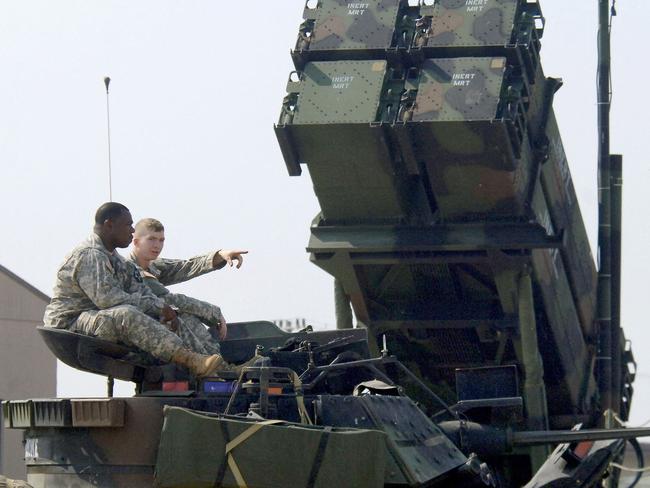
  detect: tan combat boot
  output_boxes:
[170,348,232,378]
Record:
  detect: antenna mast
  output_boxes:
[104,76,113,201]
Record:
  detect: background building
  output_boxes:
[0,265,56,479]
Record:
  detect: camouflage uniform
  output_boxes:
[0,474,33,488]
[128,252,225,355]
[44,234,183,361]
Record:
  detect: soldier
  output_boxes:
[0,475,32,488]
[43,202,250,377]
[128,217,247,356]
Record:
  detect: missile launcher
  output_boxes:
[275,0,635,482]
[3,1,640,487]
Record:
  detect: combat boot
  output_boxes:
[170,348,232,378]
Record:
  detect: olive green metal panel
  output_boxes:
[541,112,598,337]
[407,56,530,219]
[529,182,596,412]
[424,0,519,48]
[155,407,387,488]
[297,125,413,222]
[511,63,597,338]
[412,57,506,122]
[306,0,401,51]
[292,60,388,125]
[412,122,528,218]
[277,58,432,223]
[307,128,405,221]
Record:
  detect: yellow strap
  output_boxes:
[225,419,285,488]
[223,370,312,486]
[297,395,312,425]
[227,454,247,488]
[292,372,313,425]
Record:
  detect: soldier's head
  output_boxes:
[93,202,134,250]
[133,218,165,262]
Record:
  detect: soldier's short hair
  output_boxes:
[94,202,130,225]
[134,218,165,236]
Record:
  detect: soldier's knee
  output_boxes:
[110,304,144,319]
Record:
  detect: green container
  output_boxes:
[424,0,520,48]
[154,406,387,488]
[301,0,401,52]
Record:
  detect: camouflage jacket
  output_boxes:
[127,251,224,327]
[44,234,166,328]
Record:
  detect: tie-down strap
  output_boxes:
[225,419,285,488]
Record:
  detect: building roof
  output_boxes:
[0,263,50,303]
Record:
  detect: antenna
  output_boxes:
[104,76,113,201]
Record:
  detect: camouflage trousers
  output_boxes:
[175,313,221,355]
[0,475,33,488]
[72,305,184,361]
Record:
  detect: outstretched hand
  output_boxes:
[217,249,248,269]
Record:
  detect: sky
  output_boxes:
[1,0,649,422]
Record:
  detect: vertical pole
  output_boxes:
[0,398,4,475]
[596,0,613,418]
[107,376,114,398]
[610,154,623,415]
[104,76,113,201]
[334,278,353,329]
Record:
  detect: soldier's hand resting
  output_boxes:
[160,305,180,332]
[161,304,177,322]
[216,250,248,269]
[208,310,228,341]
[216,312,228,341]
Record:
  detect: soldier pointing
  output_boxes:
[127,217,245,353]
[43,202,256,377]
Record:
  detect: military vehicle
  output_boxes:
[2,0,648,487]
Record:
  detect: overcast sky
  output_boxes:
[1,1,649,422]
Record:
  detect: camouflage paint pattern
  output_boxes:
[142,251,222,287]
[44,234,165,329]
[421,0,519,48]
[282,56,533,221]
[412,57,505,122]
[0,475,31,488]
[163,294,223,328]
[299,0,402,52]
[128,252,225,354]
[175,313,221,355]
[44,235,225,361]
[275,2,601,426]
[72,305,183,362]
[409,56,533,218]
